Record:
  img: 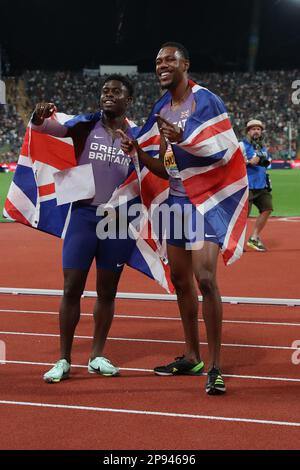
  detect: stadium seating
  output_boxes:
[0,70,299,162]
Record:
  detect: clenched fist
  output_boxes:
[32,102,57,125]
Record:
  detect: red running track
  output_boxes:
[0,219,300,449]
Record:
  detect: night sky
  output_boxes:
[1,0,300,73]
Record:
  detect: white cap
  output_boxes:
[246,119,265,131]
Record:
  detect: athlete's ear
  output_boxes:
[184,60,190,73]
[127,96,133,106]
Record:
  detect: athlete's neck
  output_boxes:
[102,113,127,131]
[170,78,190,106]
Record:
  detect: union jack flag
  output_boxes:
[177,81,249,265]
[3,112,76,237]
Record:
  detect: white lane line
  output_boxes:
[1,400,300,428]
[0,330,297,351]
[3,360,152,373]
[1,289,300,305]
[3,360,300,383]
[1,309,300,327]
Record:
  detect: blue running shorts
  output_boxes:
[63,203,136,271]
[160,195,220,249]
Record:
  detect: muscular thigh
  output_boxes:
[96,268,123,301]
[167,243,194,283]
[63,204,98,270]
[192,241,219,279]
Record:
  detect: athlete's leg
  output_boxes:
[59,268,89,363]
[167,243,200,363]
[60,205,98,363]
[90,268,123,359]
[192,241,222,369]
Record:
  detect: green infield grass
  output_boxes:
[0,172,14,222]
[1,169,300,223]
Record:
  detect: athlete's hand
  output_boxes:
[155,114,183,143]
[116,129,140,156]
[32,102,57,125]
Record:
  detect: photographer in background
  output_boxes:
[240,120,273,252]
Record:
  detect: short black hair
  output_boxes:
[102,74,134,97]
[160,42,190,60]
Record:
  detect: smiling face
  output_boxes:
[155,47,189,90]
[100,80,132,117]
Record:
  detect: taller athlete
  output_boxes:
[31,75,137,383]
[119,42,248,395]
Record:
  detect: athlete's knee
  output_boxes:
[170,272,191,294]
[195,271,216,295]
[63,281,84,301]
[96,286,117,303]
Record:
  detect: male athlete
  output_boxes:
[119,42,248,394]
[31,75,137,382]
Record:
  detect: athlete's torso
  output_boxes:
[71,120,132,205]
[160,92,195,197]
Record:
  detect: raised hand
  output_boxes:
[32,102,57,125]
[155,114,183,143]
[116,129,139,155]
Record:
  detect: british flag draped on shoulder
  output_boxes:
[3,111,173,292]
[3,112,77,237]
[175,81,249,264]
[112,79,248,266]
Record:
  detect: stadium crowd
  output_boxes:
[1,69,299,162]
[0,104,25,162]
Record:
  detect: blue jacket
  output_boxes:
[241,139,270,190]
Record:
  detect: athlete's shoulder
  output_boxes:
[192,83,227,113]
[64,112,101,128]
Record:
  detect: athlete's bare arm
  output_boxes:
[31,102,69,138]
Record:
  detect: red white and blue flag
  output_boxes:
[3,112,76,237]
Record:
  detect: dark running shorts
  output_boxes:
[248,189,273,214]
[156,195,219,250]
[63,203,136,271]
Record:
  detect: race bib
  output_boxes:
[164,146,181,179]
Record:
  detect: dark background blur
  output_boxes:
[1,0,300,73]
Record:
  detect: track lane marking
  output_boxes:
[1,400,300,428]
[1,309,300,327]
[0,330,298,350]
[3,360,300,383]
